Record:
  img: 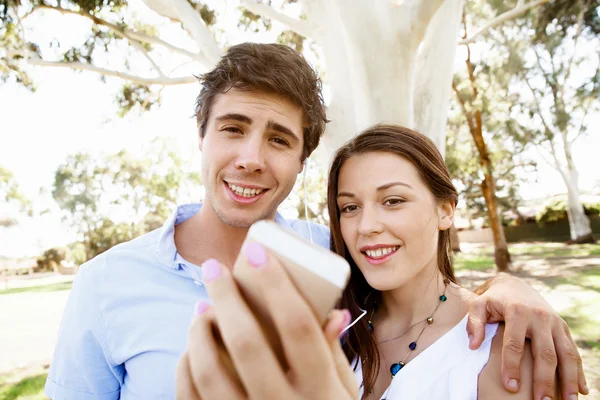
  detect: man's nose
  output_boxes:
[234,137,266,173]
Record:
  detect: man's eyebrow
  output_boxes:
[266,120,300,143]
[215,113,253,124]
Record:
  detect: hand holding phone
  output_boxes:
[232,220,351,368]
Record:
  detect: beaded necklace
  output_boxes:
[369,279,449,379]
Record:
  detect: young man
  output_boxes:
[45,43,586,400]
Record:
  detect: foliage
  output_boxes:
[51,138,202,261]
[0,165,30,227]
[536,198,600,224]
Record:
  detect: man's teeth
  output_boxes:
[365,247,399,258]
[228,183,264,197]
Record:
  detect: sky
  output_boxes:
[0,0,598,258]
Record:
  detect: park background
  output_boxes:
[1,0,599,398]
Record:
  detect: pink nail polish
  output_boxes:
[244,242,267,267]
[341,310,352,330]
[194,301,209,316]
[202,259,222,282]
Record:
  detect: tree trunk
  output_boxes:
[303,0,453,154]
[481,174,511,272]
[560,143,594,243]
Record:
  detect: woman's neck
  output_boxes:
[375,264,449,336]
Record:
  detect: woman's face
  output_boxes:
[336,152,453,291]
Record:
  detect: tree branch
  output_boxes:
[167,0,221,66]
[129,40,166,78]
[523,72,558,138]
[9,50,196,86]
[459,0,550,45]
[240,0,313,38]
[31,5,206,64]
[411,0,445,39]
[562,0,590,104]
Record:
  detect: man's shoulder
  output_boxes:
[78,228,164,278]
[285,218,330,248]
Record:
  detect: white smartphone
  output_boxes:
[232,220,351,367]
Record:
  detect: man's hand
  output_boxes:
[468,274,588,400]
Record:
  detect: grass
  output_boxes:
[454,242,600,271]
[0,281,72,296]
[0,369,47,400]
[510,243,600,258]
[454,253,494,270]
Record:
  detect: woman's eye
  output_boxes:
[384,198,405,206]
[340,204,359,213]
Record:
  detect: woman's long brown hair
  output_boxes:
[327,124,459,398]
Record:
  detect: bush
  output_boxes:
[536,198,600,225]
[36,247,67,272]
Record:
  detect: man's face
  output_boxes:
[200,89,305,228]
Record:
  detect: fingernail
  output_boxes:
[194,300,209,316]
[542,396,551,400]
[508,379,519,390]
[244,242,267,268]
[569,394,578,400]
[468,334,473,343]
[341,310,352,330]
[202,258,222,282]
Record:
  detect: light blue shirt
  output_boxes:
[45,203,330,399]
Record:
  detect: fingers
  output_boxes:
[187,303,246,400]
[529,309,558,400]
[555,320,588,398]
[201,258,290,399]
[500,304,528,393]
[466,296,490,350]
[175,353,202,400]
[241,242,339,389]
[325,310,359,398]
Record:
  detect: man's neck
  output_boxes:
[174,203,257,269]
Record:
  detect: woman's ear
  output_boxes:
[437,200,455,231]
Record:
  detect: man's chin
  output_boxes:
[215,209,272,229]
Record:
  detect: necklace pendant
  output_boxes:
[390,361,405,377]
[427,317,433,324]
[368,320,374,332]
[440,294,447,302]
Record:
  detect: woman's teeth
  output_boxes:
[228,183,264,197]
[364,247,399,258]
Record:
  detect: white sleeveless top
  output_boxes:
[353,315,499,400]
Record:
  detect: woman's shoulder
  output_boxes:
[478,324,538,400]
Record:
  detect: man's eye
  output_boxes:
[222,126,242,134]
[271,136,290,147]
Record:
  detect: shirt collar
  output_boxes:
[155,203,291,270]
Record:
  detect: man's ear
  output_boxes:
[438,200,455,231]
[299,160,305,174]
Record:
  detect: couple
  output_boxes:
[45,43,587,400]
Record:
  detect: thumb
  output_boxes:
[467,297,489,350]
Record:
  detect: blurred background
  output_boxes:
[1,0,599,398]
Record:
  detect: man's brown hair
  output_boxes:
[194,42,328,161]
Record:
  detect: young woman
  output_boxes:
[329,124,541,399]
